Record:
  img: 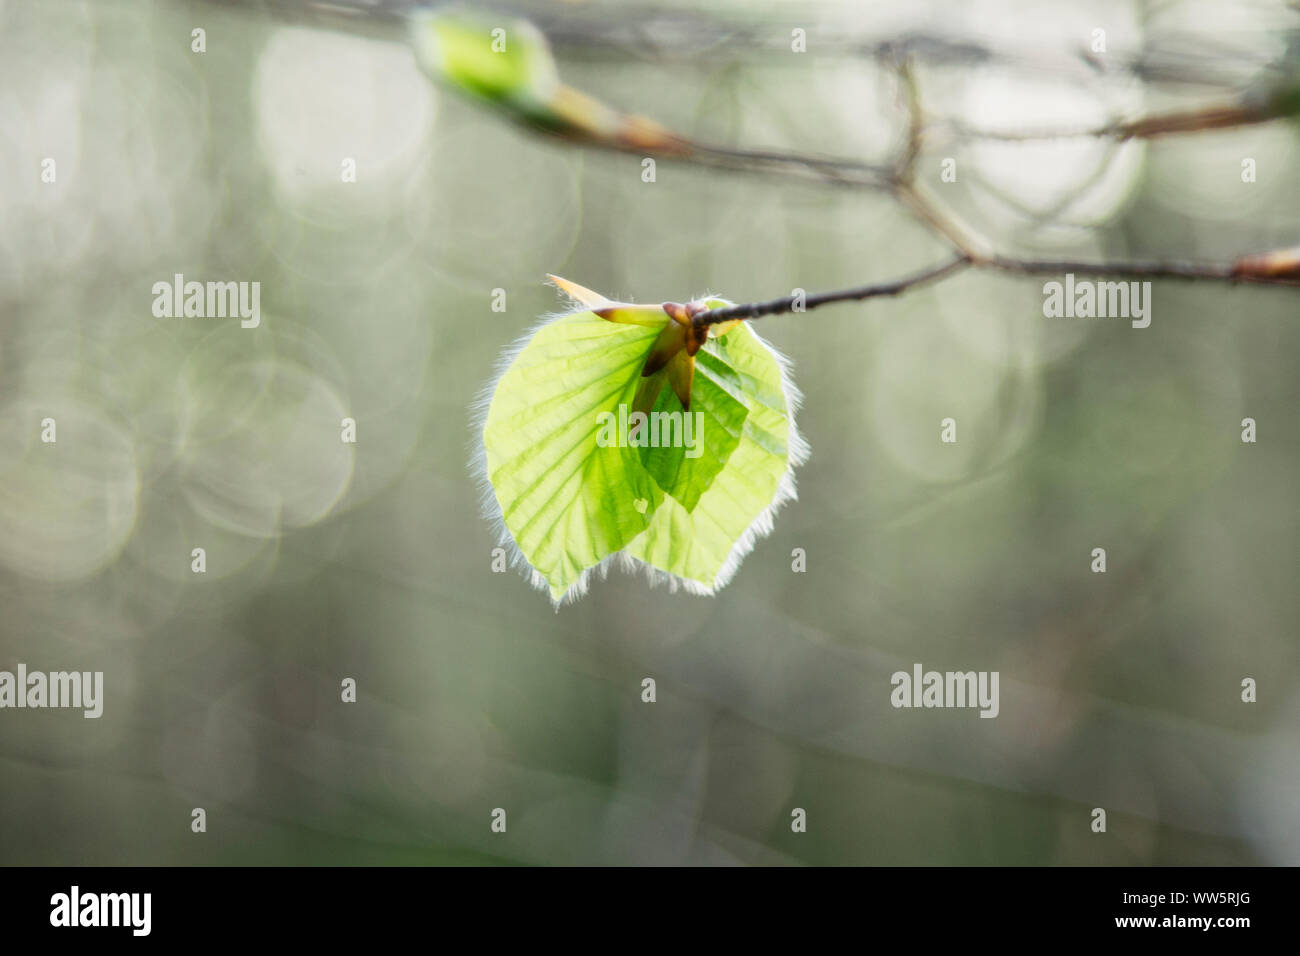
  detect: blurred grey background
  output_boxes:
[0,0,1297,865]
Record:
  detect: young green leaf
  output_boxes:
[619,322,807,593]
[408,8,560,121]
[478,307,666,602]
[475,279,807,606]
[409,8,691,154]
[636,344,748,513]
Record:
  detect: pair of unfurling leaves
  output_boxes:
[475,277,807,606]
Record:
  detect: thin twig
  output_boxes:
[692,28,1299,329]
[985,255,1300,284]
[694,256,971,326]
[215,0,1287,94]
[693,253,1299,327]
[203,0,1300,322]
[889,51,923,181]
[933,101,1283,143]
[684,142,894,189]
[895,183,993,261]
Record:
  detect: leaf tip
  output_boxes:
[547,274,610,308]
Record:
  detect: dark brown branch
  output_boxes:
[694,256,971,327]
[684,142,894,189]
[693,253,1300,328]
[207,0,1300,324]
[983,257,1233,281]
[205,1,1296,194]
[934,101,1284,143]
[213,0,1283,95]
[690,30,1300,331]
[987,254,1300,284]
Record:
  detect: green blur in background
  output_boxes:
[0,0,1298,865]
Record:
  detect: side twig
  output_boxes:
[693,252,1300,327]
[694,256,971,327]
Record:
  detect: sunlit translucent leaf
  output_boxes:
[637,345,748,513]
[620,322,806,593]
[479,309,666,602]
[477,283,806,605]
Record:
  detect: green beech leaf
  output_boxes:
[620,322,807,593]
[478,308,666,603]
[637,344,748,513]
[476,279,807,606]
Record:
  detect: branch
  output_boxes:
[208,0,1300,323]
[216,0,1287,95]
[694,256,971,327]
[693,251,1300,328]
[985,256,1239,282]
[670,142,893,190]
[676,56,1294,332]
[933,101,1288,143]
